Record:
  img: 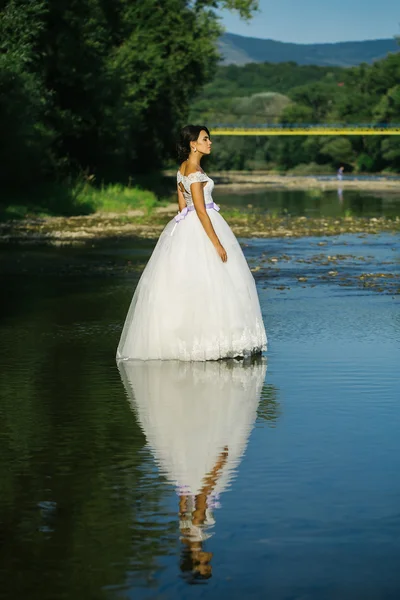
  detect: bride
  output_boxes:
[117,358,269,580]
[116,125,267,361]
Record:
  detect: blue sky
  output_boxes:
[219,0,400,43]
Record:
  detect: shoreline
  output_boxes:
[191,171,400,193]
[1,171,400,244]
[1,210,399,245]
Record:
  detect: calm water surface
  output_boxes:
[0,190,399,599]
[214,186,400,217]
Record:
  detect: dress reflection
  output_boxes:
[118,357,267,581]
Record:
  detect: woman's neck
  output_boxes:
[186,156,202,168]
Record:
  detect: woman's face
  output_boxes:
[193,130,212,155]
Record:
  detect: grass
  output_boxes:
[77,183,161,214]
[0,179,168,221]
[287,162,336,176]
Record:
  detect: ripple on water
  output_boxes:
[0,232,399,599]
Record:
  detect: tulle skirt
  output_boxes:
[118,358,267,540]
[118,358,267,497]
[116,208,267,361]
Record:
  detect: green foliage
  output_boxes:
[2,0,399,193]
[288,162,335,175]
[320,138,354,164]
[0,0,57,183]
[0,180,163,219]
[0,0,258,188]
[78,183,160,214]
[191,90,291,125]
[381,138,400,168]
[193,62,344,102]
[194,47,400,173]
[355,153,375,173]
[280,103,314,124]
[374,85,400,122]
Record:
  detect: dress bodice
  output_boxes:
[177,170,214,208]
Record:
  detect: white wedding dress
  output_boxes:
[116,170,267,361]
[118,358,267,541]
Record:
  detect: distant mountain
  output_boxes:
[219,33,399,67]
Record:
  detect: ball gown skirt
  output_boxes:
[116,172,267,361]
[118,358,267,539]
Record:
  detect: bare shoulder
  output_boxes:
[179,161,198,176]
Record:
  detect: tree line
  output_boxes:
[0,0,256,188]
[1,0,399,190]
[192,50,400,173]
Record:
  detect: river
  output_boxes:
[0,189,399,599]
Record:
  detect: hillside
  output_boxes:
[189,62,344,131]
[193,63,344,103]
[190,50,400,174]
[219,33,399,67]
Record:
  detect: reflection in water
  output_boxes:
[118,357,268,582]
[215,187,400,218]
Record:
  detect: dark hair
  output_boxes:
[179,546,213,583]
[177,125,211,162]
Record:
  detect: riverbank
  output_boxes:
[192,171,400,193]
[0,181,167,221]
[1,207,399,244]
[2,171,399,221]
[1,172,400,244]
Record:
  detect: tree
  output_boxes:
[0,0,56,184]
[0,0,259,185]
[194,46,400,173]
[381,138,400,169]
[374,85,400,123]
[320,137,354,166]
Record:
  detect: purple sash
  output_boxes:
[171,202,220,236]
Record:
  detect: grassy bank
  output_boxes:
[1,171,400,244]
[0,180,170,221]
[3,171,400,223]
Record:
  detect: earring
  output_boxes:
[193,147,197,152]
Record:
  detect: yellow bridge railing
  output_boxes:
[210,126,400,136]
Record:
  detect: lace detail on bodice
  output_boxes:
[177,170,215,207]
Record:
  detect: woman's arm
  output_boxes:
[191,182,227,263]
[192,447,229,525]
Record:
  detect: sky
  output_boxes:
[219,0,400,44]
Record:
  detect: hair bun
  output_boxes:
[177,125,210,163]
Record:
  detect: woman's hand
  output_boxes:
[215,243,227,263]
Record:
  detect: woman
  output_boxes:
[116,124,267,361]
[117,357,268,580]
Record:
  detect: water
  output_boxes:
[0,190,399,599]
[214,186,400,218]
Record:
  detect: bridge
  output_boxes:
[210,125,400,136]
